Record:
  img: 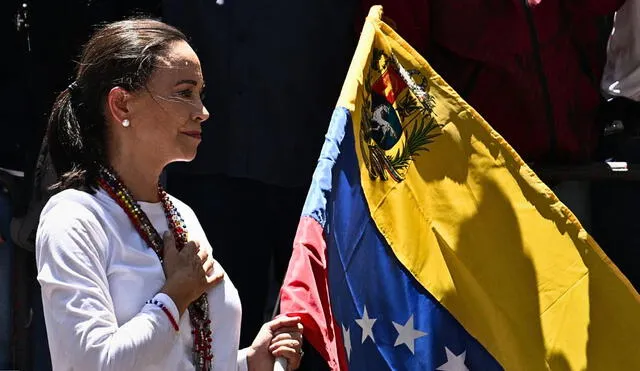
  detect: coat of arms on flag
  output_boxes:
[360,46,440,183]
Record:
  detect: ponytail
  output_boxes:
[47,84,103,192]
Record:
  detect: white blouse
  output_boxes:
[36,188,248,371]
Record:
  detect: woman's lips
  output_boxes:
[182,131,202,140]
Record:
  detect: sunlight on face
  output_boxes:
[126,40,210,164]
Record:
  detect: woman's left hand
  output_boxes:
[246,315,304,371]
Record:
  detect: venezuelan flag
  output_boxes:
[280,6,640,370]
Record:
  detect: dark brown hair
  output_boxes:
[48,18,187,191]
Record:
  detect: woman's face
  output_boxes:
[124,40,209,164]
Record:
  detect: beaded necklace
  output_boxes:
[97,166,213,370]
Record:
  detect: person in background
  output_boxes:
[162,1,358,360]
[37,19,303,370]
[360,0,623,229]
[592,0,640,289]
[601,0,640,104]
[0,3,30,367]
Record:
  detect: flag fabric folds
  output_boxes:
[279,6,640,370]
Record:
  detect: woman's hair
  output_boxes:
[47,18,187,191]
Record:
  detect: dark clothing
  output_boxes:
[592,179,640,291]
[591,98,640,291]
[163,0,357,187]
[361,0,623,165]
[168,174,307,348]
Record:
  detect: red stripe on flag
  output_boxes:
[279,216,348,371]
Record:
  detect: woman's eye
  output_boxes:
[177,89,193,98]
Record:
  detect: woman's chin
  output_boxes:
[171,151,198,163]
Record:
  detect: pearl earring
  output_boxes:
[122,119,130,127]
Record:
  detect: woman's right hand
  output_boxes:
[159,231,224,315]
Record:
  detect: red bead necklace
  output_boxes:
[98,166,213,370]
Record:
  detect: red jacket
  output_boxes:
[361,0,624,164]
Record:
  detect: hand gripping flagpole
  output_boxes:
[273,283,288,371]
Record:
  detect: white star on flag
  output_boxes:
[392,314,427,354]
[342,324,352,361]
[355,306,377,343]
[436,347,469,371]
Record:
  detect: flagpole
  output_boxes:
[273,280,287,370]
[274,357,287,371]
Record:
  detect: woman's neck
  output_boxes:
[108,154,163,203]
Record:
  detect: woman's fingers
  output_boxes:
[269,338,301,353]
[268,316,303,333]
[195,244,208,263]
[271,330,303,344]
[202,256,214,275]
[269,319,303,370]
[273,323,303,336]
[205,266,224,286]
[271,345,302,370]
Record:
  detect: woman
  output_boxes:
[36,19,303,371]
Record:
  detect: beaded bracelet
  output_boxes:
[146,299,180,331]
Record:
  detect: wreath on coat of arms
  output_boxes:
[360,48,441,182]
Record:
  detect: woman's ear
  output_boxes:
[106,86,132,124]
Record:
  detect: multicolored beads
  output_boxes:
[98,166,213,371]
